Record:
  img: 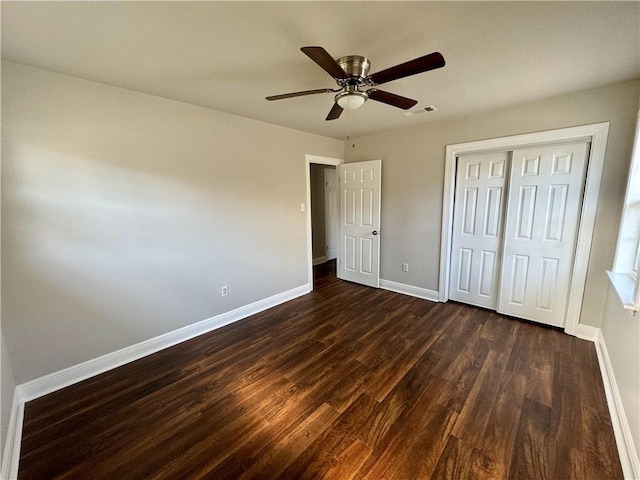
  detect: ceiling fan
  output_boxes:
[266,46,445,121]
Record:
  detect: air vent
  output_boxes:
[402,105,438,117]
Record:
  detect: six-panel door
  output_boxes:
[449,142,589,328]
[449,151,510,309]
[498,142,589,327]
[338,160,381,288]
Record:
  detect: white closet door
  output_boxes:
[498,142,589,327]
[449,152,509,309]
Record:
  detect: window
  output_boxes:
[608,111,640,314]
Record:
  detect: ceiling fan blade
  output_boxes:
[326,103,344,121]
[368,52,445,86]
[367,89,418,110]
[301,46,349,80]
[266,88,333,101]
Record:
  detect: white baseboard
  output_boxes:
[1,390,24,480]
[0,283,311,479]
[313,256,327,266]
[379,279,440,302]
[595,332,640,480]
[18,283,310,402]
[574,323,601,342]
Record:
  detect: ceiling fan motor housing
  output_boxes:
[337,56,371,84]
[335,55,371,109]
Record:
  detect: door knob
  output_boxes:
[372,230,378,235]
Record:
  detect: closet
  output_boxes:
[449,141,589,327]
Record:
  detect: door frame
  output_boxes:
[439,122,610,336]
[305,154,344,290]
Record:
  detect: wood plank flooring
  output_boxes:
[18,261,623,479]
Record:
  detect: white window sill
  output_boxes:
[607,270,639,314]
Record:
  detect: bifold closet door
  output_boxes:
[497,142,589,327]
[449,151,509,309]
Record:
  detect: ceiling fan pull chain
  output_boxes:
[351,109,357,148]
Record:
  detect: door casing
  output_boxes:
[440,122,609,336]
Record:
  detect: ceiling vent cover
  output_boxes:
[403,105,438,117]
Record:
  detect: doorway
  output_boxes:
[305,154,343,289]
[310,163,338,265]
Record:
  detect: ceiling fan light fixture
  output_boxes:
[267,47,445,121]
[335,90,368,110]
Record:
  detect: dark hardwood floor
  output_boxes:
[18,261,622,479]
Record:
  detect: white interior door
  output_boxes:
[449,151,510,309]
[498,142,589,327]
[338,160,381,288]
[324,168,338,261]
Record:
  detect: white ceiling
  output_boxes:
[2,1,639,140]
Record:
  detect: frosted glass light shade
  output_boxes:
[336,92,367,110]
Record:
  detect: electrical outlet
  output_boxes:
[221,286,228,296]
[402,263,409,272]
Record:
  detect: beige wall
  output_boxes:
[345,79,639,329]
[599,90,640,467]
[310,164,327,260]
[1,61,343,384]
[601,288,640,465]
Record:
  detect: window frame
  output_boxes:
[607,110,640,314]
